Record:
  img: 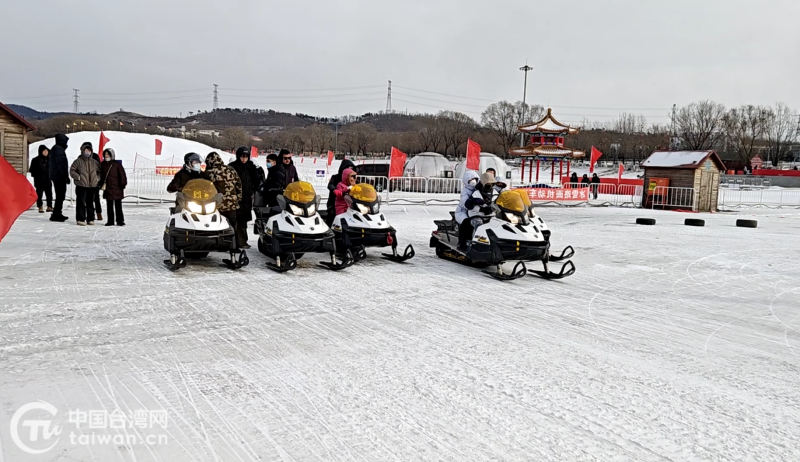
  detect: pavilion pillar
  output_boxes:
[551,160,555,183]
[559,160,563,184]
[535,159,540,182]
[520,158,526,184]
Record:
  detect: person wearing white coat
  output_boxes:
[455,170,480,225]
[456,172,497,251]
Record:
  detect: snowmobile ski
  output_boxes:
[548,245,575,262]
[319,250,354,271]
[381,244,415,263]
[482,261,528,281]
[265,253,298,273]
[222,250,250,270]
[528,260,575,280]
[164,250,188,271]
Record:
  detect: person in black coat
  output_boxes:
[100,148,128,226]
[277,149,299,187]
[591,173,601,200]
[581,174,590,186]
[167,153,204,194]
[29,145,52,213]
[325,159,356,225]
[229,146,261,248]
[261,154,285,208]
[570,172,579,185]
[48,134,70,222]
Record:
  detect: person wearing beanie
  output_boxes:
[99,148,127,226]
[167,152,203,193]
[29,145,52,213]
[79,141,104,221]
[228,146,260,248]
[457,172,497,252]
[70,142,102,225]
[48,134,70,222]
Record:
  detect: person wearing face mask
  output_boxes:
[454,170,480,249]
[29,145,52,213]
[69,142,102,225]
[457,172,497,252]
[99,148,127,226]
[261,153,285,207]
[167,152,203,194]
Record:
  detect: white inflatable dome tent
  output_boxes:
[403,152,452,178]
[454,152,510,182]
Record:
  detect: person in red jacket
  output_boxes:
[333,168,357,216]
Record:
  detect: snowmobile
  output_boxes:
[322,183,415,263]
[254,181,353,272]
[430,188,575,281]
[163,179,250,271]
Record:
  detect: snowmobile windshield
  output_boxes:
[350,184,378,203]
[182,179,218,204]
[495,190,525,213]
[514,189,532,207]
[283,182,317,205]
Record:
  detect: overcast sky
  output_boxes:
[2,0,798,126]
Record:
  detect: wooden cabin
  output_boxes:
[0,102,36,174]
[641,150,726,212]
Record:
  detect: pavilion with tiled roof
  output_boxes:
[508,108,584,184]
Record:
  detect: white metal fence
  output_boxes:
[29,169,800,210]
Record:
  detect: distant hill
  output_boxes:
[6,104,71,121]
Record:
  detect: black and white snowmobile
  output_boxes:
[430,188,575,281]
[254,181,352,272]
[323,183,415,263]
[163,179,249,271]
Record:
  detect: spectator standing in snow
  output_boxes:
[48,134,70,222]
[167,153,203,193]
[325,159,356,225]
[277,149,300,187]
[69,142,101,225]
[591,173,601,200]
[29,145,52,213]
[203,152,243,250]
[262,154,285,208]
[229,146,260,248]
[581,174,590,187]
[99,148,127,226]
[333,168,357,216]
[570,172,579,185]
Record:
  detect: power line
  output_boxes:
[224,85,384,93]
[82,88,209,96]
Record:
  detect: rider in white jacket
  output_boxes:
[455,170,480,225]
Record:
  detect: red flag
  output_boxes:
[589,146,603,173]
[250,146,258,159]
[155,139,163,156]
[98,131,110,156]
[389,147,407,178]
[327,150,334,166]
[0,156,37,243]
[617,163,625,182]
[466,138,481,171]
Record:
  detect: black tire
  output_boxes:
[685,218,705,227]
[636,218,656,225]
[736,219,758,228]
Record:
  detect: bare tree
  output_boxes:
[765,103,798,164]
[722,105,770,163]
[613,113,648,134]
[414,116,444,153]
[220,128,249,150]
[306,124,333,155]
[673,100,726,150]
[342,123,376,156]
[439,110,477,158]
[481,101,543,156]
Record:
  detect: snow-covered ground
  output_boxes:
[1,205,799,461]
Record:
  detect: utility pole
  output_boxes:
[386,80,392,113]
[519,64,533,147]
[213,84,219,111]
[670,103,678,150]
[72,89,80,114]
